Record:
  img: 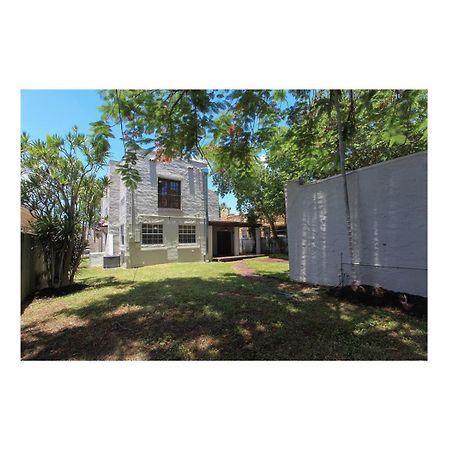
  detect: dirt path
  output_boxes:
[233,260,259,277]
[265,257,288,263]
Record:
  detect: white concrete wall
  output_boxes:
[89,252,104,267]
[255,228,261,255]
[131,151,219,220]
[233,227,240,256]
[106,161,121,255]
[286,152,427,296]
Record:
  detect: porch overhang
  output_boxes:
[207,220,262,260]
[208,220,261,228]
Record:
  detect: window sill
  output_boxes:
[158,207,182,212]
[141,245,166,250]
[178,243,199,248]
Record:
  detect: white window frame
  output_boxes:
[178,224,196,244]
[141,223,164,245]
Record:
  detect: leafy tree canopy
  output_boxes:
[98,89,427,227]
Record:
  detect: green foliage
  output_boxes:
[98,89,427,226]
[99,89,223,158]
[21,124,111,288]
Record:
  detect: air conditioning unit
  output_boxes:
[103,255,120,268]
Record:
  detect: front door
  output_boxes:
[217,231,232,256]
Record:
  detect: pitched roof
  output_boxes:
[221,213,245,222]
[219,210,286,227]
[21,206,36,233]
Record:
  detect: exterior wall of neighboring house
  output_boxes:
[286,152,427,297]
[21,207,46,302]
[21,232,46,302]
[105,161,122,256]
[103,151,219,268]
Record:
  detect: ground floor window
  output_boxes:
[142,223,163,245]
[179,225,196,244]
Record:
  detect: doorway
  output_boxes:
[216,230,232,256]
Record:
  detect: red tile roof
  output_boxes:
[21,207,36,233]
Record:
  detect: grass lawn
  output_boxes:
[246,256,290,280]
[21,257,427,360]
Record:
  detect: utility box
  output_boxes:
[103,255,120,268]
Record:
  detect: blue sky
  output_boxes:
[20,89,239,213]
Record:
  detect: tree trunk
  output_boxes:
[332,89,356,283]
[50,245,55,287]
[60,203,76,287]
[60,242,74,287]
[268,217,285,254]
[56,245,66,288]
[70,231,87,284]
[70,246,84,284]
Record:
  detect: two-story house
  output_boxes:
[93,149,262,268]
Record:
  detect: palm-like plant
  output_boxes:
[21,123,111,288]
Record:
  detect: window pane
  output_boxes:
[178,225,196,243]
[170,181,180,193]
[158,178,181,209]
[142,223,163,245]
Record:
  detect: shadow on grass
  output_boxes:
[22,283,89,315]
[22,277,135,315]
[267,254,289,261]
[21,271,427,361]
[34,283,89,299]
[246,264,290,282]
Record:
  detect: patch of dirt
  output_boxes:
[233,260,258,277]
[21,283,90,314]
[328,284,427,318]
[280,281,321,292]
[278,281,320,293]
[34,283,89,299]
[266,257,289,263]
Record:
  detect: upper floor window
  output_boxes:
[158,178,181,209]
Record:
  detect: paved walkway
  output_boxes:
[212,254,264,262]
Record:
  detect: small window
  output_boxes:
[120,224,125,245]
[142,223,163,245]
[158,178,181,209]
[179,225,196,244]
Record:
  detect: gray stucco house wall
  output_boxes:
[286,152,427,296]
[101,150,219,268]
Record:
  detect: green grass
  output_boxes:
[21,258,427,360]
[267,253,289,260]
[246,256,289,280]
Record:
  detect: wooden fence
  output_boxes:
[21,232,46,304]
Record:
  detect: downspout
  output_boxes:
[202,167,209,261]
